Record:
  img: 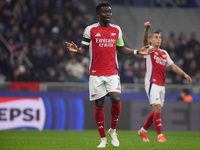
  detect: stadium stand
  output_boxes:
[0,0,200,90]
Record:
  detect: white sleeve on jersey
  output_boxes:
[118,26,122,40]
[165,50,174,67]
[115,25,124,46]
[81,26,92,45]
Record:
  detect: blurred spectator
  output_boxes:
[172,74,184,84]
[193,70,200,85]
[37,0,53,17]
[42,47,56,70]
[7,67,25,81]
[0,69,6,83]
[8,37,18,58]
[187,60,198,77]
[193,44,200,67]
[65,69,80,82]
[37,26,47,44]
[30,49,44,79]
[32,38,46,57]
[177,89,193,103]
[178,32,187,46]
[188,32,199,49]
[123,63,134,83]
[65,56,84,80]
[28,26,38,45]
[81,66,89,82]
[166,32,176,51]
[53,0,66,14]
[56,60,67,82]
[0,51,11,76]
[12,25,24,49]
[50,26,62,45]
[55,47,66,63]
[44,67,59,82]
[0,0,199,84]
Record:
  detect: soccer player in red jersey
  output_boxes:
[66,2,153,148]
[138,18,192,142]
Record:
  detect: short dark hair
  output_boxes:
[96,1,111,13]
[182,89,190,95]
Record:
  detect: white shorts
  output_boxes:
[145,82,165,107]
[89,75,121,101]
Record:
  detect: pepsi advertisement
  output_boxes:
[0,92,86,131]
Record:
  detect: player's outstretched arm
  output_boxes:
[143,18,151,46]
[169,63,192,84]
[65,41,88,56]
[117,45,154,55]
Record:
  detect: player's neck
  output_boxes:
[152,45,160,50]
[99,21,110,27]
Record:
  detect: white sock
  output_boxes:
[110,128,116,132]
[158,134,163,138]
[101,137,107,141]
[141,127,147,133]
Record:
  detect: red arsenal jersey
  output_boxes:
[81,23,124,76]
[143,48,174,86]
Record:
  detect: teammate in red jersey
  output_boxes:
[66,2,153,148]
[138,18,192,142]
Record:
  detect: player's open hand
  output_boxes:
[138,45,154,55]
[144,18,151,29]
[65,41,78,53]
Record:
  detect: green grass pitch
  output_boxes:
[0,130,200,150]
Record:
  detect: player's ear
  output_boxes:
[96,11,100,17]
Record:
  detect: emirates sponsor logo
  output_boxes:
[96,38,116,47]
[154,55,167,66]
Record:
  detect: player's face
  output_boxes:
[98,6,112,24]
[150,33,162,48]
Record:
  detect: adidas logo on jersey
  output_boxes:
[95,33,101,37]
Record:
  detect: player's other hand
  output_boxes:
[144,18,151,29]
[138,45,154,55]
[184,73,192,84]
[65,41,78,53]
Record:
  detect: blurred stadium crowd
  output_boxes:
[0,0,200,84]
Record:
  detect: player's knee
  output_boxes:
[111,96,121,104]
[109,92,121,104]
[153,104,162,113]
[95,99,105,107]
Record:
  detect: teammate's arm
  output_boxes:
[169,63,192,84]
[143,18,151,46]
[65,41,89,56]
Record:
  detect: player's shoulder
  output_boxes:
[159,48,168,54]
[84,22,100,32]
[109,23,121,30]
[86,22,100,29]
